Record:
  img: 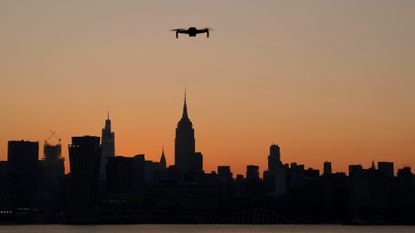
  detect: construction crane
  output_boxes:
[44,130,62,159]
[44,130,62,145]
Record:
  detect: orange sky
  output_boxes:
[1,1,414,175]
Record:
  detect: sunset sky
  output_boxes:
[1,1,414,175]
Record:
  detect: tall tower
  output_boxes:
[268,144,281,172]
[100,112,115,184]
[8,140,39,207]
[175,91,196,173]
[68,136,102,209]
[160,146,167,170]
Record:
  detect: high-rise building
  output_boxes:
[378,161,394,178]
[35,142,65,210]
[274,164,287,198]
[68,136,102,209]
[100,113,115,185]
[40,142,64,189]
[193,152,203,173]
[397,166,411,178]
[246,165,259,181]
[349,164,363,176]
[218,166,233,180]
[8,140,39,182]
[264,144,287,198]
[324,161,332,175]
[37,141,65,210]
[106,155,145,194]
[175,91,202,174]
[290,163,305,187]
[7,140,39,207]
[268,144,281,172]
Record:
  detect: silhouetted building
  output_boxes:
[175,92,203,175]
[106,155,145,194]
[68,136,102,209]
[144,159,161,188]
[0,161,8,174]
[274,165,287,199]
[160,147,167,170]
[44,143,61,160]
[324,161,332,175]
[397,166,412,178]
[289,163,304,187]
[378,161,394,178]
[39,142,64,190]
[193,152,203,173]
[234,174,245,197]
[304,168,320,178]
[35,141,65,210]
[7,140,39,208]
[100,113,115,188]
[218,166,233,181]
[245,165,264,201]
[268,144,281,171]
[348,164,390,218]
[264,144,286,198]
[165,165,181,182]
[0,161,12,211]
[246,165,259,181]
[349,164,363,176]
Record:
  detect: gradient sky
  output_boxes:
[1,1,414,175]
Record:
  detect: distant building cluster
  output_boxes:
[0,93,414,224]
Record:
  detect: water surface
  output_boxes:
[0,225,414,233]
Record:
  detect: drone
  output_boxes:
[171,27,212,38]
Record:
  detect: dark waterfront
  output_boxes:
[1,225,415,233]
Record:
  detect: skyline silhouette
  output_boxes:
[1,96,414,224]
[0,91,412,178]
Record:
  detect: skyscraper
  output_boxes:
[36,141,65,210]
[100,113,115,186]
[106,155,145,194]
[41,141,64,185]
[268,144,281,172]
[175,91,202,174]
[7,140,39,207]
[246,165,260,181]
[68,136,102,209]
[324,161,332,175]
[264,144,286,198]
[378,161,394,178]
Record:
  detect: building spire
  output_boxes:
[182,89,189,119]
[104,111,111,131]
[160,145,167,169]
[162,145,165,156]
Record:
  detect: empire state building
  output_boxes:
[175,92,203,174]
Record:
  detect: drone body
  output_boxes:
[172,27,211,38]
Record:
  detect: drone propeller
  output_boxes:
[170,28,185,31]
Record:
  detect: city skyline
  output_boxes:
[1,1,414,176]
[3,121,413,224]
[0,91,412,176]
